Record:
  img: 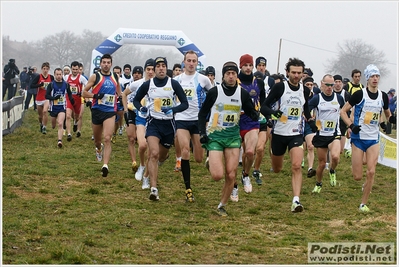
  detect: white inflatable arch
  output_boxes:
[90,28,206,74]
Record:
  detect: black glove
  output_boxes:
[200,133,209,144]
[124,112,129,127]
[308,120,318,133]
[54,94,61,100]
[272,110,283,118]
[93,93,105,99]
[140,106,148,113]
[39,82,44,87]
[70,98,75,105]
[266,119,274,128]
[350,124,361,134]
[85,100,92,107]
[162,107,173,115]
[380,122,387,131]
[389,115,396,124]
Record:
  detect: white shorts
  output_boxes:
[35,100,46,106]
[36,99,49,107]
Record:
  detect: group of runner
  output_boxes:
[35,51,395,216]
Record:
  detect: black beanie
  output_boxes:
[222,61,239,76]
[303,77,314,85]
[154,57,168,69]
[123,64,131,71]
[333,74,342,81]
[144,58,154,69]
[255,57,267,67]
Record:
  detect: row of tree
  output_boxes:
[2,30,182,76]
[3,30,390,86]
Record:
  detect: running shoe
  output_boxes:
[132,161,138,172]
[142,177,150,189]
[216,206,228,217]
[230,187,239,202]
[135,165,145,181]
[253,170,262,185]
[111,134,116,144]
[40,124,43,133]
[57,141,63,148]
[149,187,159,201]
[91,135,94,140]
[241,173,252,193]
[312,184,322,194]
[359,204,370,212]
[118,127,123,135]
[301,159,304,168]
[185,188,195,203]
[329,171,336,187]
[101,164,109,177]
[95,143,104,162]
[76,131,81,138]
[307,168,316,178]
[73,123,78,133]
[67,134,72,142]
[42,126,47,134]
[344,149,352,158]
[291,201,304,213]
[174,159,181,172]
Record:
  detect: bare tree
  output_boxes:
[326,39,389,84]
[75,30,107,75]
[37,31,78,68]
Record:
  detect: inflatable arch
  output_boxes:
[90,28,206,74]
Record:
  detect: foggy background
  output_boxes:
[2,1,397,91]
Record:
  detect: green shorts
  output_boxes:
[202,136,242,151]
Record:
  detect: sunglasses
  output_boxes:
[322,81,334,87]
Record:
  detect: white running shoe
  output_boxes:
[149,187,159,201]
[142,177,150,189]
[95,143,104,162]
[230,187,239,202]
[135,165,145,181]
[242,176,252,193]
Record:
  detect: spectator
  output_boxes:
[20,67,29,91]
[387,88,395,102]
[3,59,20,100]
[24,66,39,110]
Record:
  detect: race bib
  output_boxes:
[54,96,65,105]
[364,111,379,125]
[323,120,335,132]
[183,88,194,101]
[222,113,238,127]
[70,86,78,95]
[98,94,115,107]
[154,97,172,112]
[287,107,302,120]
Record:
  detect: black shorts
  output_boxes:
[312,134,341,148]
[176,120,199,135]
[339,119,347,136]
[259,123,267,132]
[271,134,303,156]
[91,108,116,125]
[146,117,176,149]
[50,110,65,118]
[126,110,136,125]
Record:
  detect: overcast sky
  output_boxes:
[2,1,398,91]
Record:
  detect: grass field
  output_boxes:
[2,108,397,264]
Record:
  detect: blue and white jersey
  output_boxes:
[352,88,384,140]
[128,78,148,118]
[173,72,212,121]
